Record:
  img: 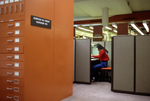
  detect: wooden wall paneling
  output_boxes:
[0,0,73,100]
[117,23,128,35]
[93,25,103,41]
[53,0,74,100]
[54,0,74,28]
[24,0,55,101]
[53,28,73,101]
[93,26,102,34]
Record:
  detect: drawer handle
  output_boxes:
[6,96,13,99]
[7,48,13,51]
[7,24,14,27]
[20,3,22,11]
[15,5,17,12]
[7,87,13,90]
[5,6,7,14]
[7,56,13,58]
[7,40,14,42]
[7,72,13,75]
[7,64,13,66]
[10,5,12,13]
[7,32,14,34]
[0,7,2,15]
[7,80,13,83]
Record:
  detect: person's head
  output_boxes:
[96,44,108,53]
[96,44,103,51]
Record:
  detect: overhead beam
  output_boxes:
[74,11,150,25]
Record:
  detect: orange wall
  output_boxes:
[53,0,74,100]
[24,0,73,101]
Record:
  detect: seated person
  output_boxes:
[91,44,109,81]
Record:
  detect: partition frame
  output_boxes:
[111,35,150,96]
[135,35,150,95]
[111,36,135,94]
[74,39,91,84]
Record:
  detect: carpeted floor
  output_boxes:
[61,82,150,101]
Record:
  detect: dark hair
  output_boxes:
[96,44,108,53]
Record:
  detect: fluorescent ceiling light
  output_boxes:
[74,25,78,27]
[91,24,102,26]
[77,27,93,33]
[113,30,117,33]
[112,22,117,28]
[82,24,90,26]
[143,20,149,32]
[112,25,117,28]
[87,34,92,36]
[89,27,93,29]
[105,26,112,30]
[131,23,144,35]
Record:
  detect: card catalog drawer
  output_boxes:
[0,61,24,70]
[0,45,23,53]
[0,37,24,45]
[0,29,24,38]
[0,20,24,30]
[0,1,25,18]
[0,84,24,95]
[0,16,25,23]
[0,54,24,61]
[0,91,24,101]
[11,1,25,17]
[0,69,24,78]
[0,76,24,86]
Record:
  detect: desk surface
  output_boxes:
[91,58,99,61]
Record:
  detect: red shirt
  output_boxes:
[92,49,109,62]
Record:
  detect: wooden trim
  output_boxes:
[93,38,103,41]
[74,11,150,24]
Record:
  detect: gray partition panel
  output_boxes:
[75,39,91,83]
[113,36,134,92]
[99,41,104,47]
[105,41,111,67]
[136,36,150,93]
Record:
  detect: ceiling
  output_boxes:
[74,0,150,21]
